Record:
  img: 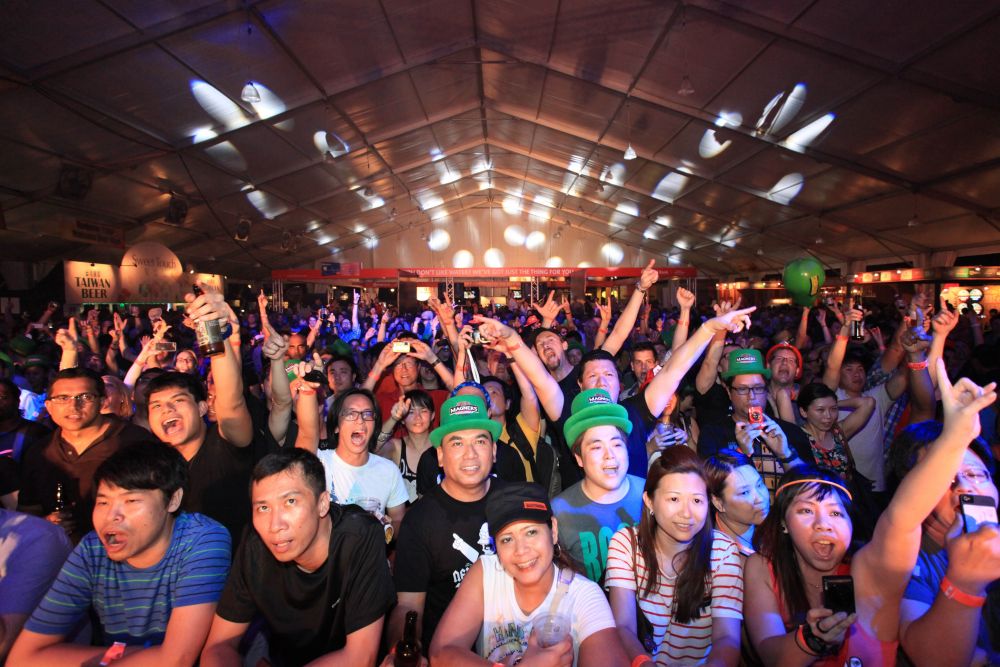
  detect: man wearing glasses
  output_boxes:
[310,388,408,541]
[697,349,814,491]
[17,368,150,542]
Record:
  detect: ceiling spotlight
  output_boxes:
[234,216,252,242]
[907,214,920,227]
[756,247,764,256]
[623,143,637,160]
[678,75,695,97]
[363,187,374,197]
[815,236,825,245]
[553,230,562,239]
[241,81,261,104]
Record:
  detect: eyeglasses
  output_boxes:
[340,409,376,422]
[952,469,992,487]
[731,385,768,397]
[48,393,99,405]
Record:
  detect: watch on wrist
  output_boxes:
[802,622,840,656]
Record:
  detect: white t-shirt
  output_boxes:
[837,383,893,491]
[477,554,615,665]
[316,448,408,515]
[606,528,744,666]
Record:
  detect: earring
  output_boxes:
[781,525,788,534]
[553,543,561,559]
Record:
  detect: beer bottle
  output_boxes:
[850,294,865,341]
[54,482,65,513]
[395,611,421,667]
[191,284,226,357]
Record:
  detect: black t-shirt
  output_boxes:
[183,427,275,544]
[217,504,396,667]
[394,479,505,649]
[0,455,17,496]
[540,367,584,492]
[693,382,730,424]
[621,393,656,477]
[0,418,51,461]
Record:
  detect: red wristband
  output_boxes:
[631,656,653,667]
[907,360,928,371]
[941,576,986,607]
[298,389,316,395]
[836,334,849,341]
[599,327,608,334]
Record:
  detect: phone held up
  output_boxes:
[960,494,999,534]
[391,341,411,354]
[822,575,855,615]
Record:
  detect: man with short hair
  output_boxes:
[10,442,231,665]
[619,342,657,402]
[697,349,814,490]
[18,368,149,542]
[201,448,395,667]
[388,394,504,654]
[552,388,644,583]
[285,331,309,361]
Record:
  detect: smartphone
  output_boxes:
[391,341,411,354]
[153,341,177,352]
[748,405,764,425]
[284,361,326,385]
[960,494,998,533]
[822,575,855,615]
[471,326,483,345]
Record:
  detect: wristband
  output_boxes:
[836,334,849,341]
[794,625,819,657]
[941,576,986,607]
[100,642,127,666]
[505,341,523,352]
[635,281,648,294]
[677,320,689,326]
[298,389,316,395]
[907,359,928,371]
[776,452,798,465]
[599,327,608,334]
[631,656,653,667]
[368,369,380,379]
[431,357,442,367]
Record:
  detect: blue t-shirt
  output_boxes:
[903,546,1000,665]
[552,475,645,583]
[26,512,231,645]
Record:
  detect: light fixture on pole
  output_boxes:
[677,7,695,97]
[241,81,261,104]
[623,99,637,160]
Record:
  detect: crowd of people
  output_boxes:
[0,261,998,667]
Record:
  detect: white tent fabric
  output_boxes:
[0,0,998,279]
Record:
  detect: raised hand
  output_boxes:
[390,395,412,422]
[676,285,695,310]
[638,259,658,291]
[257,289,269,313]
[427,295,456,324]
[261,331,289,362]
[932,298,960,336]
[353,289,361,305]
[705,305,756,335]
[532,291,561,324]
[937,358,997,444]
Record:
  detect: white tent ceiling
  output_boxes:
[0,0,998,280]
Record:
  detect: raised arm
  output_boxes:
[594,297,611,350]
[186,284,252,447]
[671,286,695,351]
[473,315,565,422]
[795,306,812,350]
[645,306,757,418]
[407,339,454,390]
[820,305,859,391]
[261,324,292,446]
[427,296,459,352]
[351,290,361,331]
[361,344,401,393]
[290,360,323,453]
[54,318,79,370]
[602,260,658,356]
[855,360,997,599]
[510,357,541,434]
[695,299,739,395]
[837,395,876,439]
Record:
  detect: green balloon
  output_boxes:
[783,258,825,303]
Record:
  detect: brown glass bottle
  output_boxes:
[850,294,865,341]
[191,284,226,357]
[395,611,421,667]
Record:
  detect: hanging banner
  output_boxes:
[119,242,186,303]
[64,261,119,303]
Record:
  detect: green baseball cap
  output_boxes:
[563,388,633,448]
[23,354,50,369]
[430,395,501,448]
[0,352,11,367]
[9,335,36,356]
[721,348,771,380]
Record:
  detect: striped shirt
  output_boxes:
[606,528,744,666]
[25,512,230,645]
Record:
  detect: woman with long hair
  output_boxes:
[705,450,770,557]
[430,482,629,667]
[743,364,995,665]
[376,388,434,502]
[606,446,743,666]
[796,382,875,481]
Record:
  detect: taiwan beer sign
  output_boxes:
[64,261,119,303]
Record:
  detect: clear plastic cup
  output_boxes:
[533,613,571,648]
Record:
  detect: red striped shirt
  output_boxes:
[606,528,745,666]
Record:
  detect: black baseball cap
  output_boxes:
[485,482,553,538]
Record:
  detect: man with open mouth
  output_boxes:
[201,447,395,667]
[10,442,230,665]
